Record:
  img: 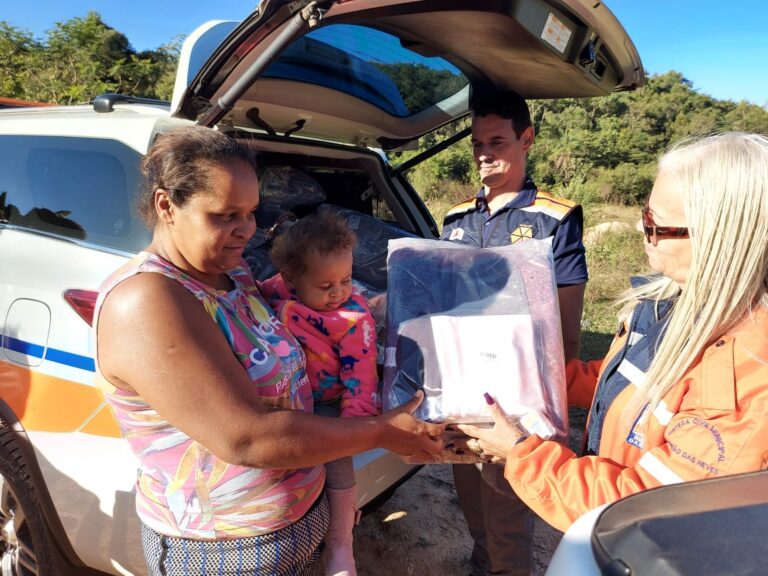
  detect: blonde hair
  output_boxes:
[620,132,768,427]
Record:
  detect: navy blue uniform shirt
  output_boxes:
[440,179,588,287]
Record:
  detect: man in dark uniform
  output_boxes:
[442,90,587,575]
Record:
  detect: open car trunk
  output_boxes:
[236,135,431,289]
[166,0,644,290]
[166,0,645,346]
[172,0,644,150]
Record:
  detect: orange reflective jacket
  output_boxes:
[505,306,768,532]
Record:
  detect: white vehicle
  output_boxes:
[547,470,768,576]
[0,1,643,574]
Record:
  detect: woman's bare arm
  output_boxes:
[97,273,442,468]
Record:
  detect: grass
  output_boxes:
[420,180,476,226]
[423,196,649,361]
[581,205,650,359]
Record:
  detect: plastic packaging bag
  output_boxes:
[318,204,418,289]
[382,237,568,443]
[244,166,326,281]
[258,166,326,208]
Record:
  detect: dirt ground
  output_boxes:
[354,409,588,575]
[354,465,563,576]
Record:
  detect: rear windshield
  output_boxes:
[263,23,468,118]
[0,135,150,253]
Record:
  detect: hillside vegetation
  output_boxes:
[399,72,768,223]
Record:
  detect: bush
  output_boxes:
[555,171,602,206]
[597,162,656,205]
[422,179,477,230]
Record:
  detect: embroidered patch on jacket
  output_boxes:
[510,225,534,244]
[449,227,465,241]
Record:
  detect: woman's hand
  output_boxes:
[457,394,526,464]
[379,390,444,458]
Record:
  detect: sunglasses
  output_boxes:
[641,204,689,247]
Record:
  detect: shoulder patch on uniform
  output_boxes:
[533,190,578,215]
[444,198,477,217]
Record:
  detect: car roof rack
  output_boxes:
[92,93,170,113]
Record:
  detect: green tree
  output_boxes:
[0,22,41,99]
[373,62,465,116]
[725,101,768,134]
[31,12,134,102]
[524,71,768,205]
[14,11,180,104]
[144,35,185,100]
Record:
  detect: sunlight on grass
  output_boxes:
[582,204,650,359]
[422,181,476,233]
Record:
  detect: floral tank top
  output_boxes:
[94,252,324,539]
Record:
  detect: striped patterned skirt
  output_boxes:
[140,492,329,576]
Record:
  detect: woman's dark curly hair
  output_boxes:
[137,126,256,227]
[270,212,356,277]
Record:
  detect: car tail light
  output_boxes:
[63,289,98,327]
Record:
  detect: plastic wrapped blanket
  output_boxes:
[243,166,327,281]
[259,165,327,208]
[318,204,418,289]
[382,238,568,443]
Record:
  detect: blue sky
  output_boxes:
[608,0,768,106]
[3,0,767,106]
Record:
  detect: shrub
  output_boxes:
[598,162,656,205]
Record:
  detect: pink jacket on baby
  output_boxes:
[260,274,380,417]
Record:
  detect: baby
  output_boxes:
[260,212,379,576]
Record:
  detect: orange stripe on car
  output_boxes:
[0,361,121,437]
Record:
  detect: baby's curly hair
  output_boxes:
[270,212,356,277]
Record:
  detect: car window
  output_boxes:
[263,23,468,118]
[0,135,151,253]
[372,196,397,223]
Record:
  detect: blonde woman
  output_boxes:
[460,132,768,532]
